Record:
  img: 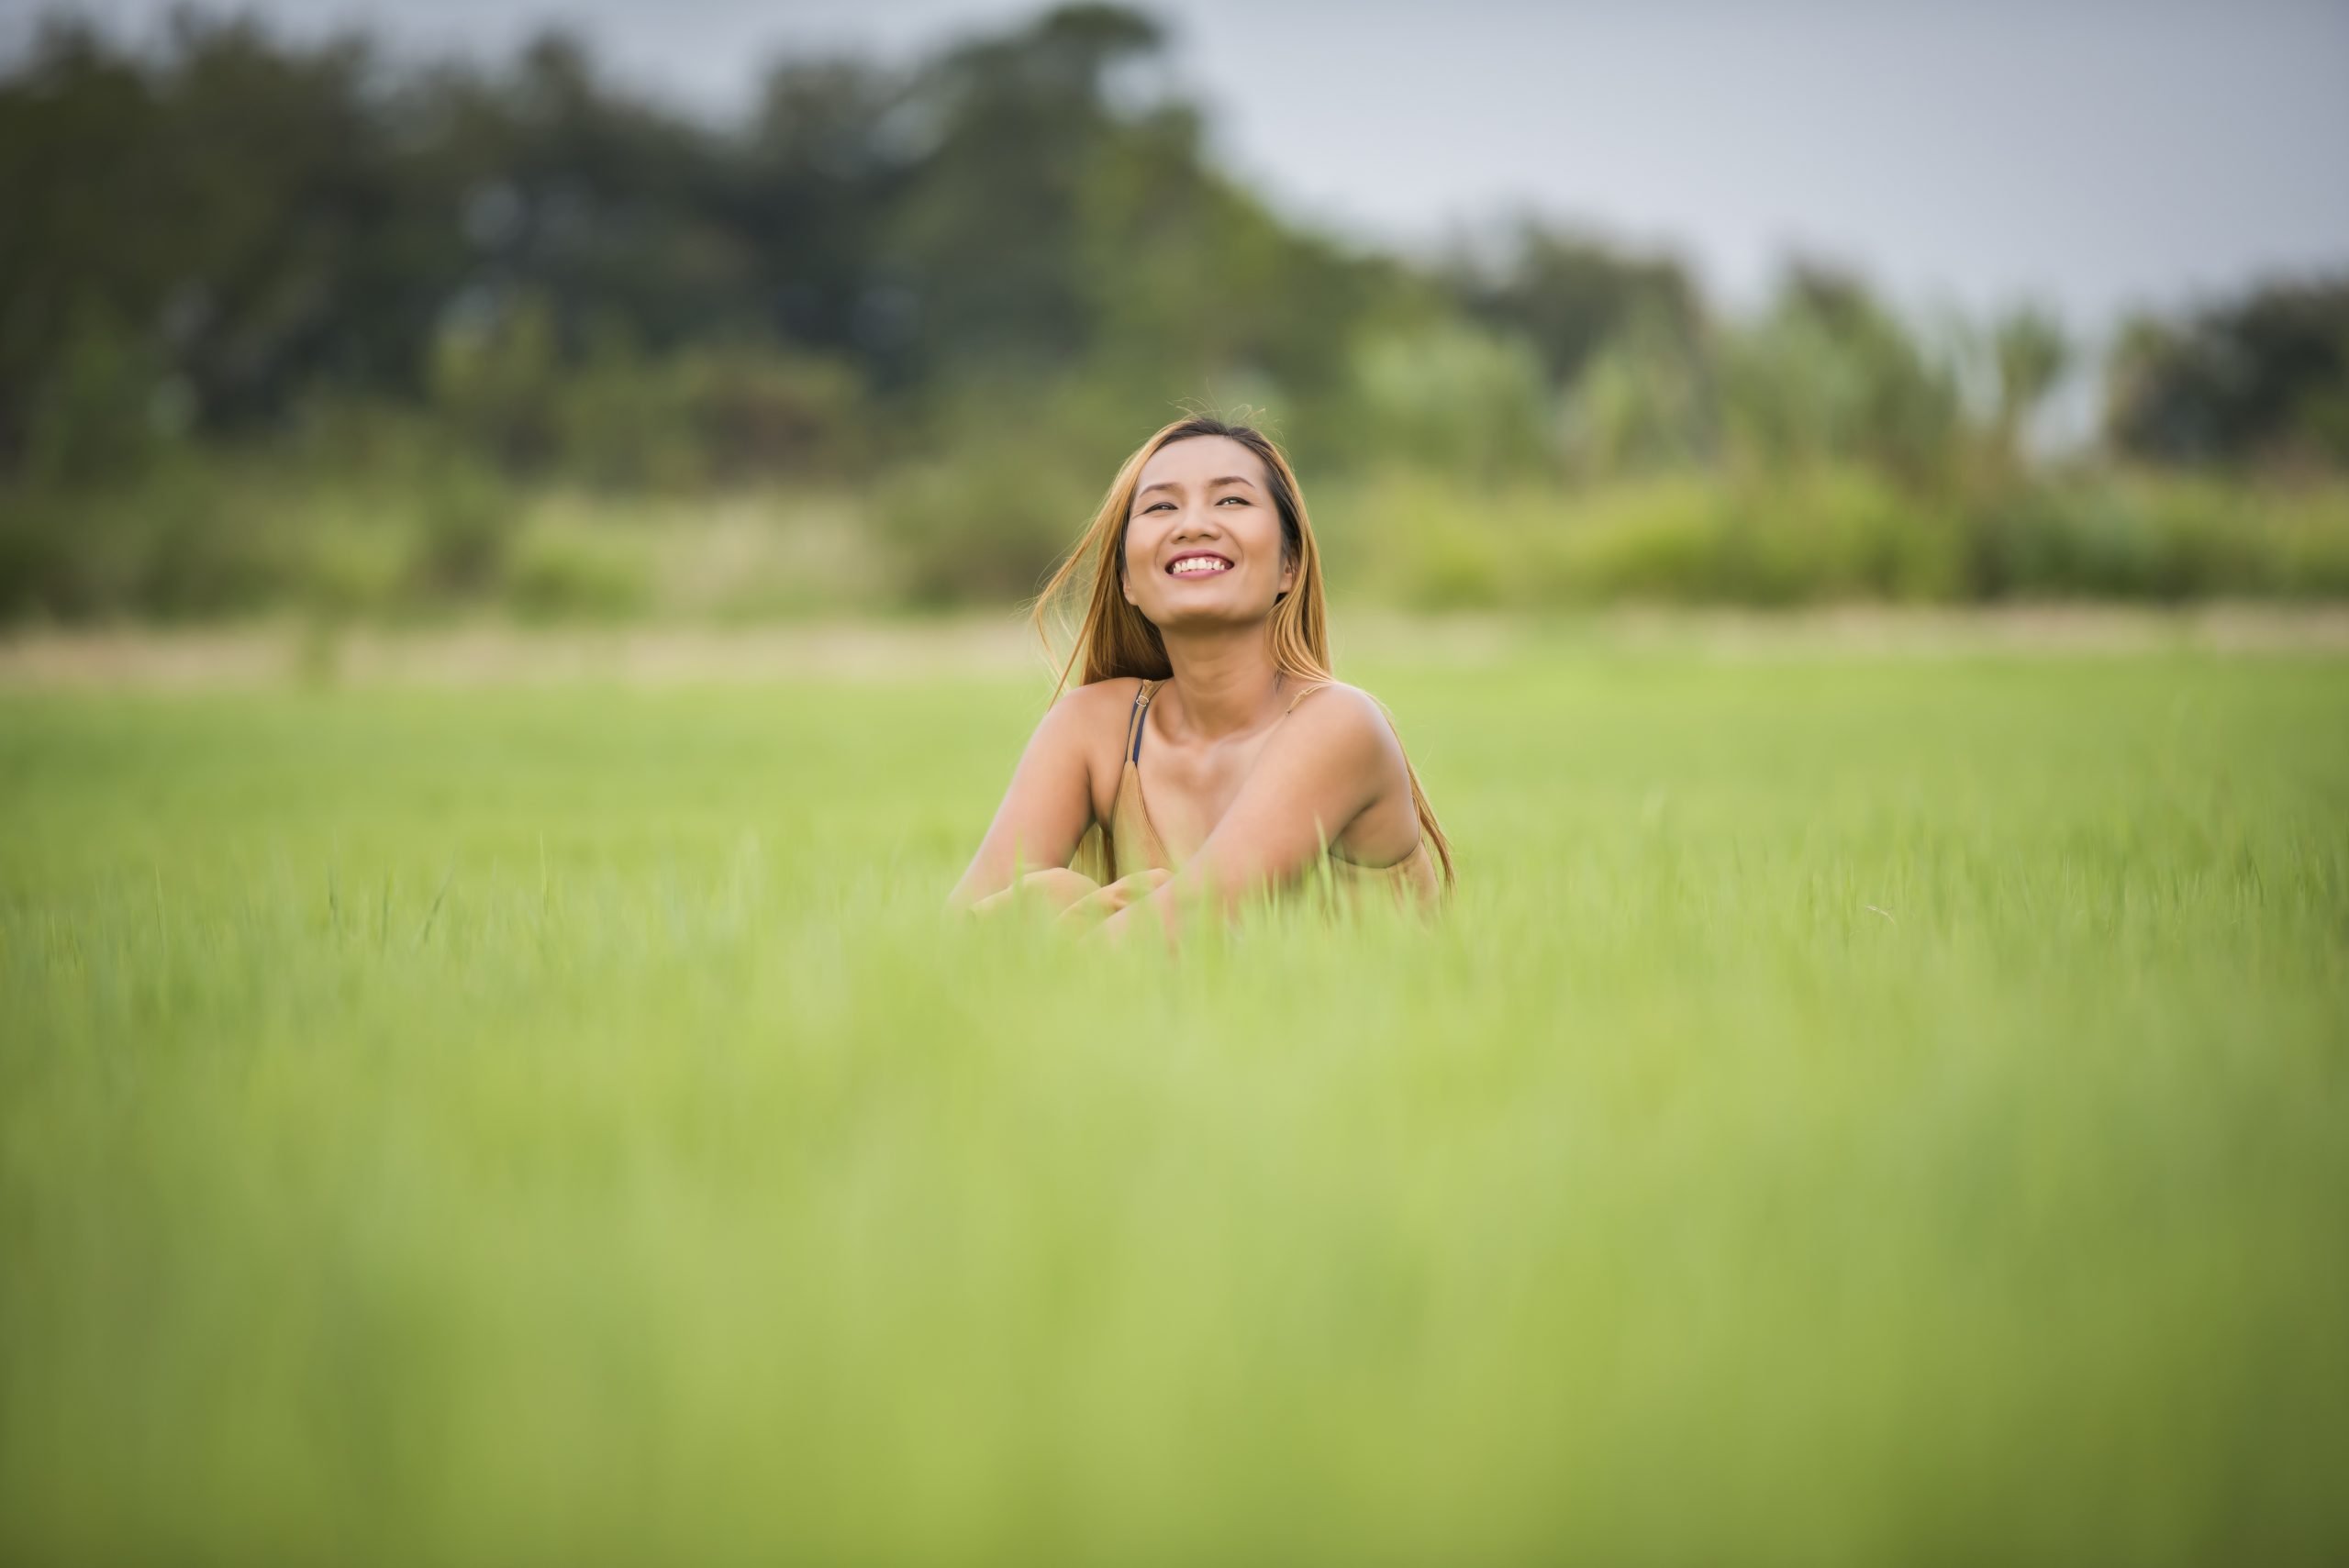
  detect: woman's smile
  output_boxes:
[1166,550,1235,577]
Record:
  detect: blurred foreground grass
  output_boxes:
[4,638,2347,1563]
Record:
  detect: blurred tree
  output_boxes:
[1446,220,1709,391]
[1444,220,1716,478]
[1348,318,1555,484]
[1564,310,1719,477]
[429,289,563,471]
[740,58,914,373]
[491,35,757,345]
[0,11,781,462]
[0,15,406,454]
[19,299,180,486]
[1723,261,1963,485]
[5,0,2336,533]
[872,2,1407,473]
[882,5,1165,379]
[1991,306,2069,463]
[1067,95,1411,481]
[2107,277,2349,468]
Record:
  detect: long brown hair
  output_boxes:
[1031,415,1454,885]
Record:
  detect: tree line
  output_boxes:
[3,4,2345,617]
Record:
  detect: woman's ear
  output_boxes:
[1277,552,1297,597]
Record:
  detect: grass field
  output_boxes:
[4,628,2347,1564]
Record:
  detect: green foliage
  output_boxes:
[1721,263,1965,484]
[1345,319,1558,484]
[505,521,656,622]
[407,462,516,597]
[3,7,2346,620]
[1991,305,2070,456]
[9,459,2349,623]
[884,6,1169,377]
[0,14,401,452]
[429,296,567,473]
[1965,473,2349,601]
[19,301,185,485]
[2108,279,2349,467]
[5,649,2347,1561]
[1330,467,2349,610]
[429,300,874,488]
[0,460,293,619]
[1561,311,1720,475]
[876,438,1098,606]
[1446,219,1707,391]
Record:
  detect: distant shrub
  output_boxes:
[1960,474,2343,601]
[20,303,186,489]
[666,350,874,485]
[2270,486,2349,597]
[1409,526,1510,611]
[406,465,514,598]
[1338,469,1968,608]
[1345,322,1557,484]
[0,463,293,620]
[128,471,287,617]
[1554,480,1741,604]
[507,524,656,622]
[295,515,414,619]
[6,453,2349,625]
[427,304,876,491]
[553,345,874,491]
[0,487,86,619]
[875,445,1095,606]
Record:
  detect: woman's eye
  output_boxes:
[1136,496,1242,514]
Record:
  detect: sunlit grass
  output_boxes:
[4,644,2346,1563]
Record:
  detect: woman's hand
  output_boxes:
[967,865,1102,917]
[1058,868,1174,933]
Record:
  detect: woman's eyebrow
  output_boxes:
[1137,475,1258,497]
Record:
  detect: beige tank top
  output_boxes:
[1069,676,1443,907]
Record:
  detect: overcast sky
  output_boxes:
[11,0,2348,333]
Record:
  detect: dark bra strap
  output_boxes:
[1126,678,1157,763]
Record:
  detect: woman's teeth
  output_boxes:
[1170,557,1231,575]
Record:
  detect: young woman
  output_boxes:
[949,415,1453,941]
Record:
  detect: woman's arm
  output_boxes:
[946,684,1113,911]
[1093,684,1402,945]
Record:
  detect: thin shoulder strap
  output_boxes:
[1125,677,1159,762]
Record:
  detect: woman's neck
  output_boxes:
[1159,624,1284,740]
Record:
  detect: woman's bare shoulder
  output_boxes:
[1280,680,1409,768]
[1063,673,1148,709]
[1287,678,1398,727]
[1047,674,1146,727]
[1025,674,1145,756]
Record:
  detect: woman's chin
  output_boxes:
[1141,596,1274,633]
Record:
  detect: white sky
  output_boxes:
[11,0,2349,332]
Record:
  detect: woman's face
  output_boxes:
[1120,435,1296,632]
